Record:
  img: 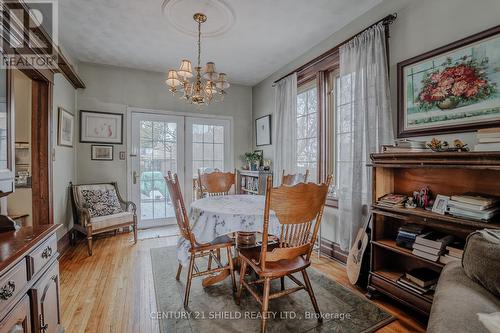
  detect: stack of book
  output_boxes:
[447,193,500,221]
[382,139,429,153]
[396,224,426,250]
[412,231,454,262]
[397,267,439,296]
[439,240,465,265]
[376,194,407,208]
[475,127,500,151]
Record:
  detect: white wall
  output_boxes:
[76,63,253,198]
[52,73,78,239]
[251,0,500,247]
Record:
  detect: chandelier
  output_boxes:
[165,13,230,105]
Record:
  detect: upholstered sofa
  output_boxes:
[428,229,500,333]
[70,182,137,255]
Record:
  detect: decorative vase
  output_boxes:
[250,163,258,171]
[437,98,459,110]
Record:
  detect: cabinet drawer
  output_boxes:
[0,260,28,315]
[28,235,57,279]
[0,295,31,333]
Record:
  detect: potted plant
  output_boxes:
[244,152,261,171]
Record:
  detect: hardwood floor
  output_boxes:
[59,231,426,333]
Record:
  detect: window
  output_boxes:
[296,81,318,181]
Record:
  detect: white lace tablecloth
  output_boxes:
[177,195,280,266]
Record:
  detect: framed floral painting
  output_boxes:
[398,25,500,137]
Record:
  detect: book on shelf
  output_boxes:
[477,137,500,143]
[396,276,436,295]
[412,243,445,256]
[448,206,500,221]
[377,193,407,207]
[405,267,440,288]
[474,142,500,151]
[382,145,430,153]
[395,224,426,250]
[447,199,496,211]
[412,249,440,262]
[450,193,500,207]
[415,231,455,250]
[446,241,465,258]
[476,127,500,138]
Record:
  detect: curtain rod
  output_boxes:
[272,13,397,86]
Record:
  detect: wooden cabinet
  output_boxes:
[29,262,61,333]
[0,226,62,333]
[368,152,500,316]
[0,296,31,333]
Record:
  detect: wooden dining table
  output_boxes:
[176,194,281,285]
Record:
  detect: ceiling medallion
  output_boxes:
[165,13,229,105]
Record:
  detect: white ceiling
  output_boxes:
[58,0,383,86]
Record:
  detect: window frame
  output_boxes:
[297,62,339,207]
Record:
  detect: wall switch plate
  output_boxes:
[119,151,126,160]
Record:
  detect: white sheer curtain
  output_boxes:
[337,22,394,250]
[273,73,297,186]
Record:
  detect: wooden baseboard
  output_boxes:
[57,229,72,257]
[319,238,348,263]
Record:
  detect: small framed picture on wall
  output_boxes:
[91,145,114,161]
[255,115,271,146]
[58,107,74,147]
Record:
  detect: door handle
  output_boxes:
[133,171,138,184]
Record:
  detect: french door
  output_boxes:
[130,112,231,229]
[130,113,185,228]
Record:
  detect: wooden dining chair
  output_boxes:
[281,169,309,186]
[198,169,237,197]
[165,171,236,309]
[236,175,332,333]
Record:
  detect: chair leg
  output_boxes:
[86,225,93,256]
[301,269,322,323]
[69,230,76,246]
[133,217,138,244]
[227,247,236,292]
[86,236,93,256]
[176,263,182,281]
[261,278,271,333]
[235,260,247,305]
[184,255,195,310]
[280,276,285,291]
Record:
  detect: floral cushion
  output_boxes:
[81,189,123,217]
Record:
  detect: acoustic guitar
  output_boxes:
[346,216,372,285]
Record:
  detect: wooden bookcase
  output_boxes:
[368,152,500,316]
[237,170,272,195]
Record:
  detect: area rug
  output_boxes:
[151,247,394,333]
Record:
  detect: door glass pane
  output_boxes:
[192,124,225,177]
[139,120,177,221]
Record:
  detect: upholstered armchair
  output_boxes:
[70,182,137,255]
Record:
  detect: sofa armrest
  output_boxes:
[75,206,91,227]
[122,200,137,214]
